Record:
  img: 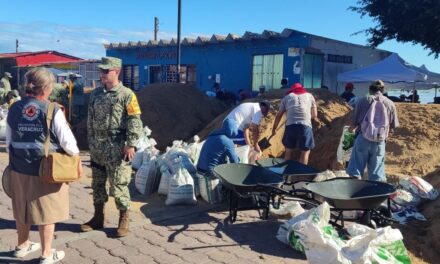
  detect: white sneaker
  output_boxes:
[13,241,41,258]
[39,249,65,264]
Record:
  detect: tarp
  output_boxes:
[337,53,440,84]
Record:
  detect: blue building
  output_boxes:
[105,28,390,94]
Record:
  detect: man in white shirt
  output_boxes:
[272,83,317,165]
[224,101,270,153]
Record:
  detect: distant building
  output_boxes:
[0,50,101,88]
[105,28,391,94]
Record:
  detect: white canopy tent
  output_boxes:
[337,53,440,85]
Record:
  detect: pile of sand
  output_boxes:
[74,83,230,150]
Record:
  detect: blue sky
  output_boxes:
[1,0,438,72]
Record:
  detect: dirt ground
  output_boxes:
[198,88,440,263]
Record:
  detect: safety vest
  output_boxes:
[7,97,62,176]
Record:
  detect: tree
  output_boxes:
[350,0,440,57]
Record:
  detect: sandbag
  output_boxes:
[198,172,223,204]
[165,162,197,206]
[134,157,158,195]
[336,126,354,164]
[399,176,439,200]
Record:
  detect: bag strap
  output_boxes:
[43,102,55,158]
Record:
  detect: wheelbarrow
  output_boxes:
[256,158,321,185]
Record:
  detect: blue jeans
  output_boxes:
[346,134,386,182]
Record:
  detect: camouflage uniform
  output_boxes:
[87,74,142,210]
[0,72,12,105]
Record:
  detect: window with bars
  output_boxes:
[327,54,353,64]
[122,65,139,90]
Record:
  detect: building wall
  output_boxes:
[106,30,389,95]
[310,37,390,94]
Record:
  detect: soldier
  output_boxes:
[0,72,12,105]
[69,74,85,123]
[80,57,143,237]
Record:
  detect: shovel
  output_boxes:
[258,135,274,150]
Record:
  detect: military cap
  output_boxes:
[4,72,12,78]
[98,57,122,69]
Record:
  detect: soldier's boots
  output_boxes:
[80,204,104,232]
[116,210,129,237]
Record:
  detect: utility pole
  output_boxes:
[176,0,182,83]
[154,17,159,41]
[16,39,20,88]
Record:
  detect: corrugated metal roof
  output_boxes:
[0,50,83,67]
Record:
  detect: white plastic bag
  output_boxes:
[336,126,354,164]
[134,157,158,195]
[158,165,171,195]
[198,173,223,204]
[399,176,439,200]
[165,161,197,206]
[236,145,250,164]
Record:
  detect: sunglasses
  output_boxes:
[100,69,115,74]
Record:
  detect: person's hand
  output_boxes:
[77,159,83,178]
[254,145,262,155]
[348,125,357,133]
[123,146,136,162]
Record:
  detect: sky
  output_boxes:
[1,0,439,72]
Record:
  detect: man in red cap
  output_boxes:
[341,83,355,103]
[272,83,317,164]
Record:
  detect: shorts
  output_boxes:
[282,124,315,151]
[231,130,246,145]
[10,170,69,225]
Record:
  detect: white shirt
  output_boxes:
[6,110,80,155]
[225,102,262,130]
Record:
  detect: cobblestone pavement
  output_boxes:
[0,147,306,264]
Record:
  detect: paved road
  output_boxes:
[0,148,306,264]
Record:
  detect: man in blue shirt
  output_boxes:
[197,118,239,174]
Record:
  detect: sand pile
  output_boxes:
[74,83,229,150]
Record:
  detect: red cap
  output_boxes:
[292,83,303,89]
[345,83,354,90]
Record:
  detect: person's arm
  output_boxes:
[87,94,95,148]
[249,123,261,152]
[225,140,239,163]
[243,125,252,146]
[272,110,284,136]
[124,92,143,161]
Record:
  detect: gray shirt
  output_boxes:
[352,93,399,129]
[279,93,317,127]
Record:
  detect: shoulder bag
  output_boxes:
[39,102,80,183]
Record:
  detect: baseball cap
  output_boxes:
[259,100,271,109]
[98,57,122,70]
[345,82,354,89]
[4,72,12,78]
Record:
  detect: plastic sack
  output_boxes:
[184,136,204,166]
[132,126,156,170]
[236,145,250,164]
[0,117,6,141]
[276,202,307,245]
[290,202,350,264]
[270,201,305,218]
[197,173,223,204]
[134,156,158,195]
[336,126,355,164]
[165,161,197,206]
[399,176,439,200]
[342,224,411,264]
[158,165,171,195]
[390,188,422,207]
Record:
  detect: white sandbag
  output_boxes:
[236,145,250,164]
[184,136,204,166]
[289,202,350,263]
[399,176,439,200]
[165,163,197,206]
[134,157,158,195]
[198,173,223,204]
[271,201,305,218]
[314,170,336,182]
[276,203,309,245]
[132,126,156,170]
[158,166,171,195]
[342,224,411,264]
[0,117,6,141]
